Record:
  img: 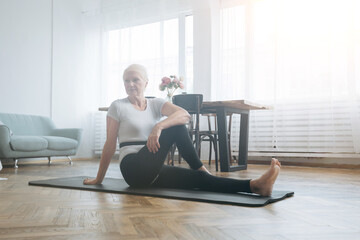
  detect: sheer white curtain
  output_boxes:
[102,19,179,105]
[99,0,194,106]
[219,0,360,156]
[94,0,195,154]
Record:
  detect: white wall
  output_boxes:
[192,0,220,158]
[52,0,101,158]
[0,0,102,159]
[192,0,219,101]
[0,0,52,116]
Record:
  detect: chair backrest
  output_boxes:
[172,94,203,154]
[172,94,203,114]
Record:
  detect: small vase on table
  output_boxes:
[159,75,185,103]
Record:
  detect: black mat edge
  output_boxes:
[29,176,294,207]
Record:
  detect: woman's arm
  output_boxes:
[147,102,190,153]
[83,116,119,184]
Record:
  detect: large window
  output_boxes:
[220,0,360,102]
[220,0,360,156]
[102,15,193,105]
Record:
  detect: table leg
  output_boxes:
[238,112,249,169]
[216,108,230,172]
[216,108,249,172]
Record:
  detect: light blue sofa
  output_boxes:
[0,113,82,168]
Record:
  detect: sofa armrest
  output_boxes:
[0,125,12,157]
[51,128,83,142]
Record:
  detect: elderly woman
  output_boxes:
[84,64,281,196]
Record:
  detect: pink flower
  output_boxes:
[160,75,185,92]
[162,77,171,84]
[172,77,179,83]
[159,84,166,91]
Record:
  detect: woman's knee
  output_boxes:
[160,124,188,138]
[171,124,188,132]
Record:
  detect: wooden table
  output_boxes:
[98,100,270,172]
[201,100,270,172]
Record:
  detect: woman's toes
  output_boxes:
[271,158,276,166]
[272,158,281,168]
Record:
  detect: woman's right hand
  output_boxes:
[83,177,102,185]
[147,124,162,153]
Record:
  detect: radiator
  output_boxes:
[94,111,119,155]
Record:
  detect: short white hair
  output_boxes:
[123,64,148,82]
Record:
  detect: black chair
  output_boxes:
[173,94,202,153]
[198,114,219,170]
[170,94,219,171]
[200,113,233,171]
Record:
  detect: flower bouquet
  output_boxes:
[159,75,185,102]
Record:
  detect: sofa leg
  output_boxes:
[67,156,73,165]
[13,159,18,169]
[48,157,51,165]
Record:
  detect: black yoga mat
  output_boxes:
[29,176,294,207]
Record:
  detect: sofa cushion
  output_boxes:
[10,136,48,151]
[43,136,78,150]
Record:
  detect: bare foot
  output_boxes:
[198,165,212,175]
[250,158,281,196]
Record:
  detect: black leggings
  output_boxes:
[120,125,252,193]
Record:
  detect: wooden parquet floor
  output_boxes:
[0,159,360,240]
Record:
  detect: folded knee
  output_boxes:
[161,124,188,136]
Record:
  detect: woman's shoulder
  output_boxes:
[148,97,166,105]
[148,98,167,117]
[110,98,129,107]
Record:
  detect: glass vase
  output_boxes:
[166,94,173,103]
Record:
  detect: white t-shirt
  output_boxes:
[107,97,167,162]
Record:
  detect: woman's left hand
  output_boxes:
[147,125,162,153]
[83,177,102,185]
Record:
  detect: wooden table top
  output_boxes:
[202,100,271,110]
[98,99,271,112]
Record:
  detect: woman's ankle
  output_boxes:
[249,179,258,193]
[198,165,212,175]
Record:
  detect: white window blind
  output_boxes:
[230,100,360,157]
